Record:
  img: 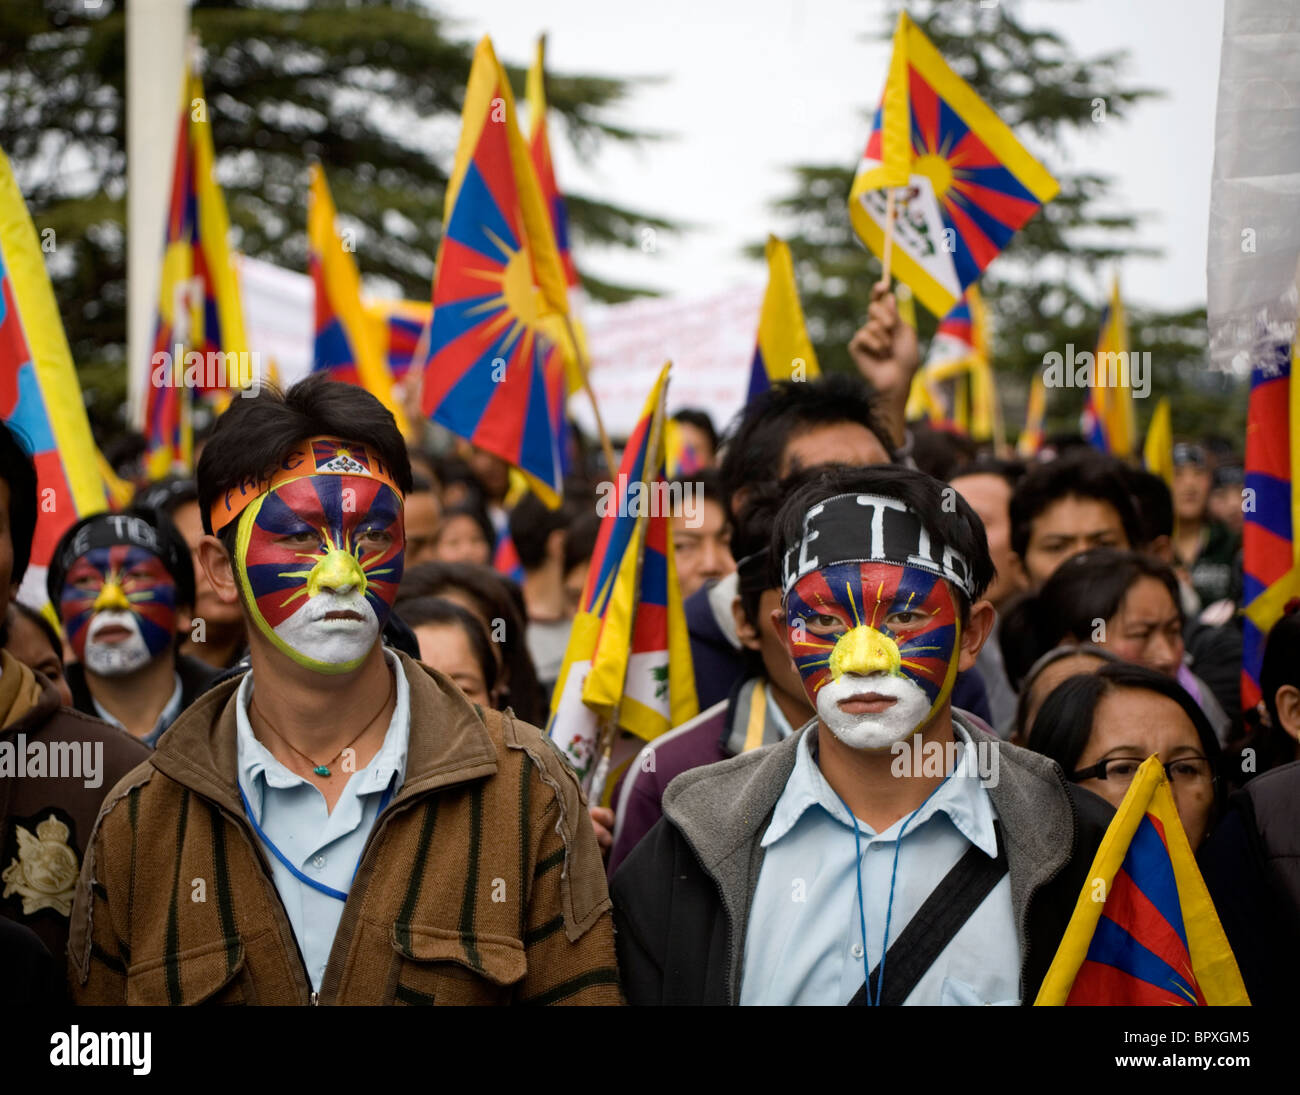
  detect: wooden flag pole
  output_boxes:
[562,312,619,481]
[881,188,897,284]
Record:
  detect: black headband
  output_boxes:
[781,492,976,599]
[47,512,195,608]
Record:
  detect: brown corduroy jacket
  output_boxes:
[67,651,622,1005]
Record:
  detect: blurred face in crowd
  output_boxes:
[735,588,812,726]
[1021,494,1129,588]
[59,545,178,677]
[563,561,589,618]
[432,513,492,567]
[4,608,73,707]
[1096,576,1184,678]
[458,443,510,504]
[951,473,1023,609]
[403,490,442,567]
[779,423,891,478]
[1208,482,1243,535]
[171,499,243,634]
[1016,651,1109,743]
[1072,687,1215,848]
[1173,462,1212,524]
[414,621,490,707]
[672,497,733,599]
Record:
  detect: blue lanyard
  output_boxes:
[239,781,395,903]
[834,769,953,1006]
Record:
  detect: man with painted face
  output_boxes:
[611,465,1113,1006]
[47,508,218,745]
[68,376,620,1005]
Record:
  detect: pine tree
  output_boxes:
[756,0,1243,446]
[0,0,672,432]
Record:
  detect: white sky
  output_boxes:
[434,0,1225,314]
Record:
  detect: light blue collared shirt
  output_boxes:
[740,721,1021,1006]
[236,649,410,992]
[93,672,183,748]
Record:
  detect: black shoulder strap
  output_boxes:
[848,821,1008,1006]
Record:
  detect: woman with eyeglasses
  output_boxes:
[1027,662,1223,849]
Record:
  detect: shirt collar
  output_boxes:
[236,648,411,820]
[93,671,183,747]
[761,719,999,858]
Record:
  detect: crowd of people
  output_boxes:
[1,286,1295,1007]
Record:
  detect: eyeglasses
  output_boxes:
[1068,755,1215,789]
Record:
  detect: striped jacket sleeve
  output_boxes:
[513,749,623,1005]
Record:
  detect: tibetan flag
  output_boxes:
[308,163,409,435]
[527,35,579,291]
[1143,397,1174,490]
[144,67,251,478]
[747,235,822,400]
[1017,369,1048,458]
[1241,324,1300,712]
[1035,756,1249,1006]
[849,11,1058,318]
[664,418,705,478]
[548,363,698,797]
[1081,277,1137,458]
[915,288,993,436]
[362,298,431,379]
[0,146,108,603]
[421,36,569,507]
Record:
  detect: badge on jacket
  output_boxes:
[2,813,80,917]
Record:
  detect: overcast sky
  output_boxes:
[431,0,1225,314]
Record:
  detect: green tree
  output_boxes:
[0,0,672,434]
[756,0,1243,448]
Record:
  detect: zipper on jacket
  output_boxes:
[310,991,319,1006]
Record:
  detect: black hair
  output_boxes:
[1118,465,1174,545]
[508,492,570,571]
[719,374,894,514]
[949,457,1028,492]
[397,595,499,701]
[1261,607,1300,742]
[671,408,719,454]
[436,501,496,556]
[729,480,788,628]
[998,548,1182,689]
[563,509,601,576]
[131,476,199,519]
[0,420,38,589]
[196,376,413,557]
[395,561,544,725]
[1009,451,1142,561]
[909,422,978,481]
[6,601,65,668]
[1011,642,1122,743]
[770,463,995,620]
[1027,660,1224,817]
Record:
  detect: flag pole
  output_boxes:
[881,188,897,284]
[562,312,618,481]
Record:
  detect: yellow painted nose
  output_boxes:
[306,548,368,597]
[829,625,901,680]
[92,580,131,614]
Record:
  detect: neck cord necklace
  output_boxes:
[833,767,954,1006]
[251,671,394,778]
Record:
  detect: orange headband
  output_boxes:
[208,436,404,535]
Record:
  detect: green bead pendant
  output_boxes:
[314,765,331,777]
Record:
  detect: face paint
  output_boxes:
[59,546,178,677]
[236,473,404,674]
[786,560,961,750]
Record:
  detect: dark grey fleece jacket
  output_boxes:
[611,713,1114,1005]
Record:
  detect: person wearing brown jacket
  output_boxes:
[0,422,152,975]
[67,377,620,1005]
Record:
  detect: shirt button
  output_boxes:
[312,855,326,870]
[851,943,864,960]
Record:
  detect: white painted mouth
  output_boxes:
[817,672,933,751]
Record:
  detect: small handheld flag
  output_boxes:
[1143,397,1174,490]
[548,363,698,800]
[849,12,1058,318]
[307,163,409,435]
[0,146,108,603]
[1017,369,1047,458]
[421,36,571,506]
[1081,277,1136,459]
[747,235,821,400]
[1034,756,1249,1006]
